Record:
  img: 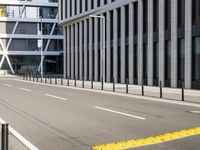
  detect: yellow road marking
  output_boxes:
[92,127,200,150]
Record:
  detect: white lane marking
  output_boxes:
[94,106,146,120]
[4,84,13,87]
[0,118,39,150]
[20,88,32,92]
[45,94,67,101]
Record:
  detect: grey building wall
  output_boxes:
[59,0,200,90]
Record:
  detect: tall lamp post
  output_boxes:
[89,15,105,83]
[40,16,43,78]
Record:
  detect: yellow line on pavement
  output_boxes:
[92,127,200,150]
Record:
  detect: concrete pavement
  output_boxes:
[0,78,200,150]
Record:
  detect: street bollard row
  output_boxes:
[22,74,186,102]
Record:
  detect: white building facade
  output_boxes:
[59,0,200,90]
[0,0,63,74]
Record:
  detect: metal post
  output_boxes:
[67,76,69,86]
[160,81,163,98]
[37,75,38,82]
[29,73,31,81]
[74,77,76,87]
[50,77,52,84]
[45,77,47,83]
[101,77,104,90]
[33,74,35,82]
[26,73,28,80]
[55,77,57,85]
[126,78,129,94]
[113,77,115,92]
[182,80,184,101]
[1,123,9,150]
[41,76,42,83]
[91,76,93,89]
[82,79,84,88]
[61,78,63,85]
[142,79,144,96]
[23,74,25,80]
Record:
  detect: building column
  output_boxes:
[77,0,80,14]
[171,0,178,88]
[75,23,78,79]
[62,0,65,19]
[121,6,126,83]
[147,0,154,86]
[67,26,70,78]
[106,11,111,82]
[88,0,91,10]
[58,0,61,20]
[63,26,67,78]
[82,0,85,12]
[94,18,99,81]
[72,0,75,16]
[185,0,192,89]
[84,19,88,80]
[89,18,93,80]
[113,9,118,82]
[67,0,70,18]
[71,25,74,79]
[129,3,134,84]
[138,0,143,85]
[79,22,83,80]
[158,0,165,86]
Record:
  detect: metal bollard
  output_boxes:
[33,75,35,82]
[74,78,76,87]
[182,81,184,101]
[160,81,163,98]
[82,79,84,88]
[126,78,129,94]
[23,74,25,80]
[67,76,69,86]
[142,79,144,96]
[50,77,52,84]
[113,77,115,92]
[1,123,9,150]
[55,77,57,85]
[101,77,104,90]
[29,73,31,81]
[41,77,42,83]
[37,75,38,82]
[91,77,93,89]
[45,77,47,83]
[26,73,28,80]
[61,78,63,85]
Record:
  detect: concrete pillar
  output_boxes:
[185,0,192,89]
[113,9,118,82]
[67,26,70,78]
[77,0,80,14]
[158,0,165,86]
[75,23,78,79]
[82,0,85,12]
[129,3,134,84]
[71,25,74,79]
[67,0,70,18]
[79,21,83,80]
[58,0,61,20]
[64,27,67,78]
[89,18,93,80]
[147,0,154,86]
[171,0,178,88]
[88,0,91,10]
[84,19,88,80]
[121,6,126,83]
[62,0,65,19]
[138,0,143,85]
[106,11,111,82]
[72,0,75,16]
[94,18,98,81]
[94,0,97,8]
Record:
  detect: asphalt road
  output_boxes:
[0,78,200,150]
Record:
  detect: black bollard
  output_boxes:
[182,80,185,101]
[1,123,9,150]
[50,77,52,84]
[61,78,63,85]
[101,77,104,90]
[113,77,115,92]
[126,78,129,94]
[91,77,93,89]
[74,78,76,87]
[82,79,84,88]
[55,77,57,85]
[160,81,163,98]
[142,79,144,96]
[67,76,69,86]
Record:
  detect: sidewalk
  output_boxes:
[21,76,200,104]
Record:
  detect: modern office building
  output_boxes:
[0,0,63,75]
[59,0,200,89]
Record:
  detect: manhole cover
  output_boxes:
[188,111,200,114]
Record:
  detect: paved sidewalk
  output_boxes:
[21,76,200,104]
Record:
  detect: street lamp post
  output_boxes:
[40,17,43,78]
[89,15,105,83]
